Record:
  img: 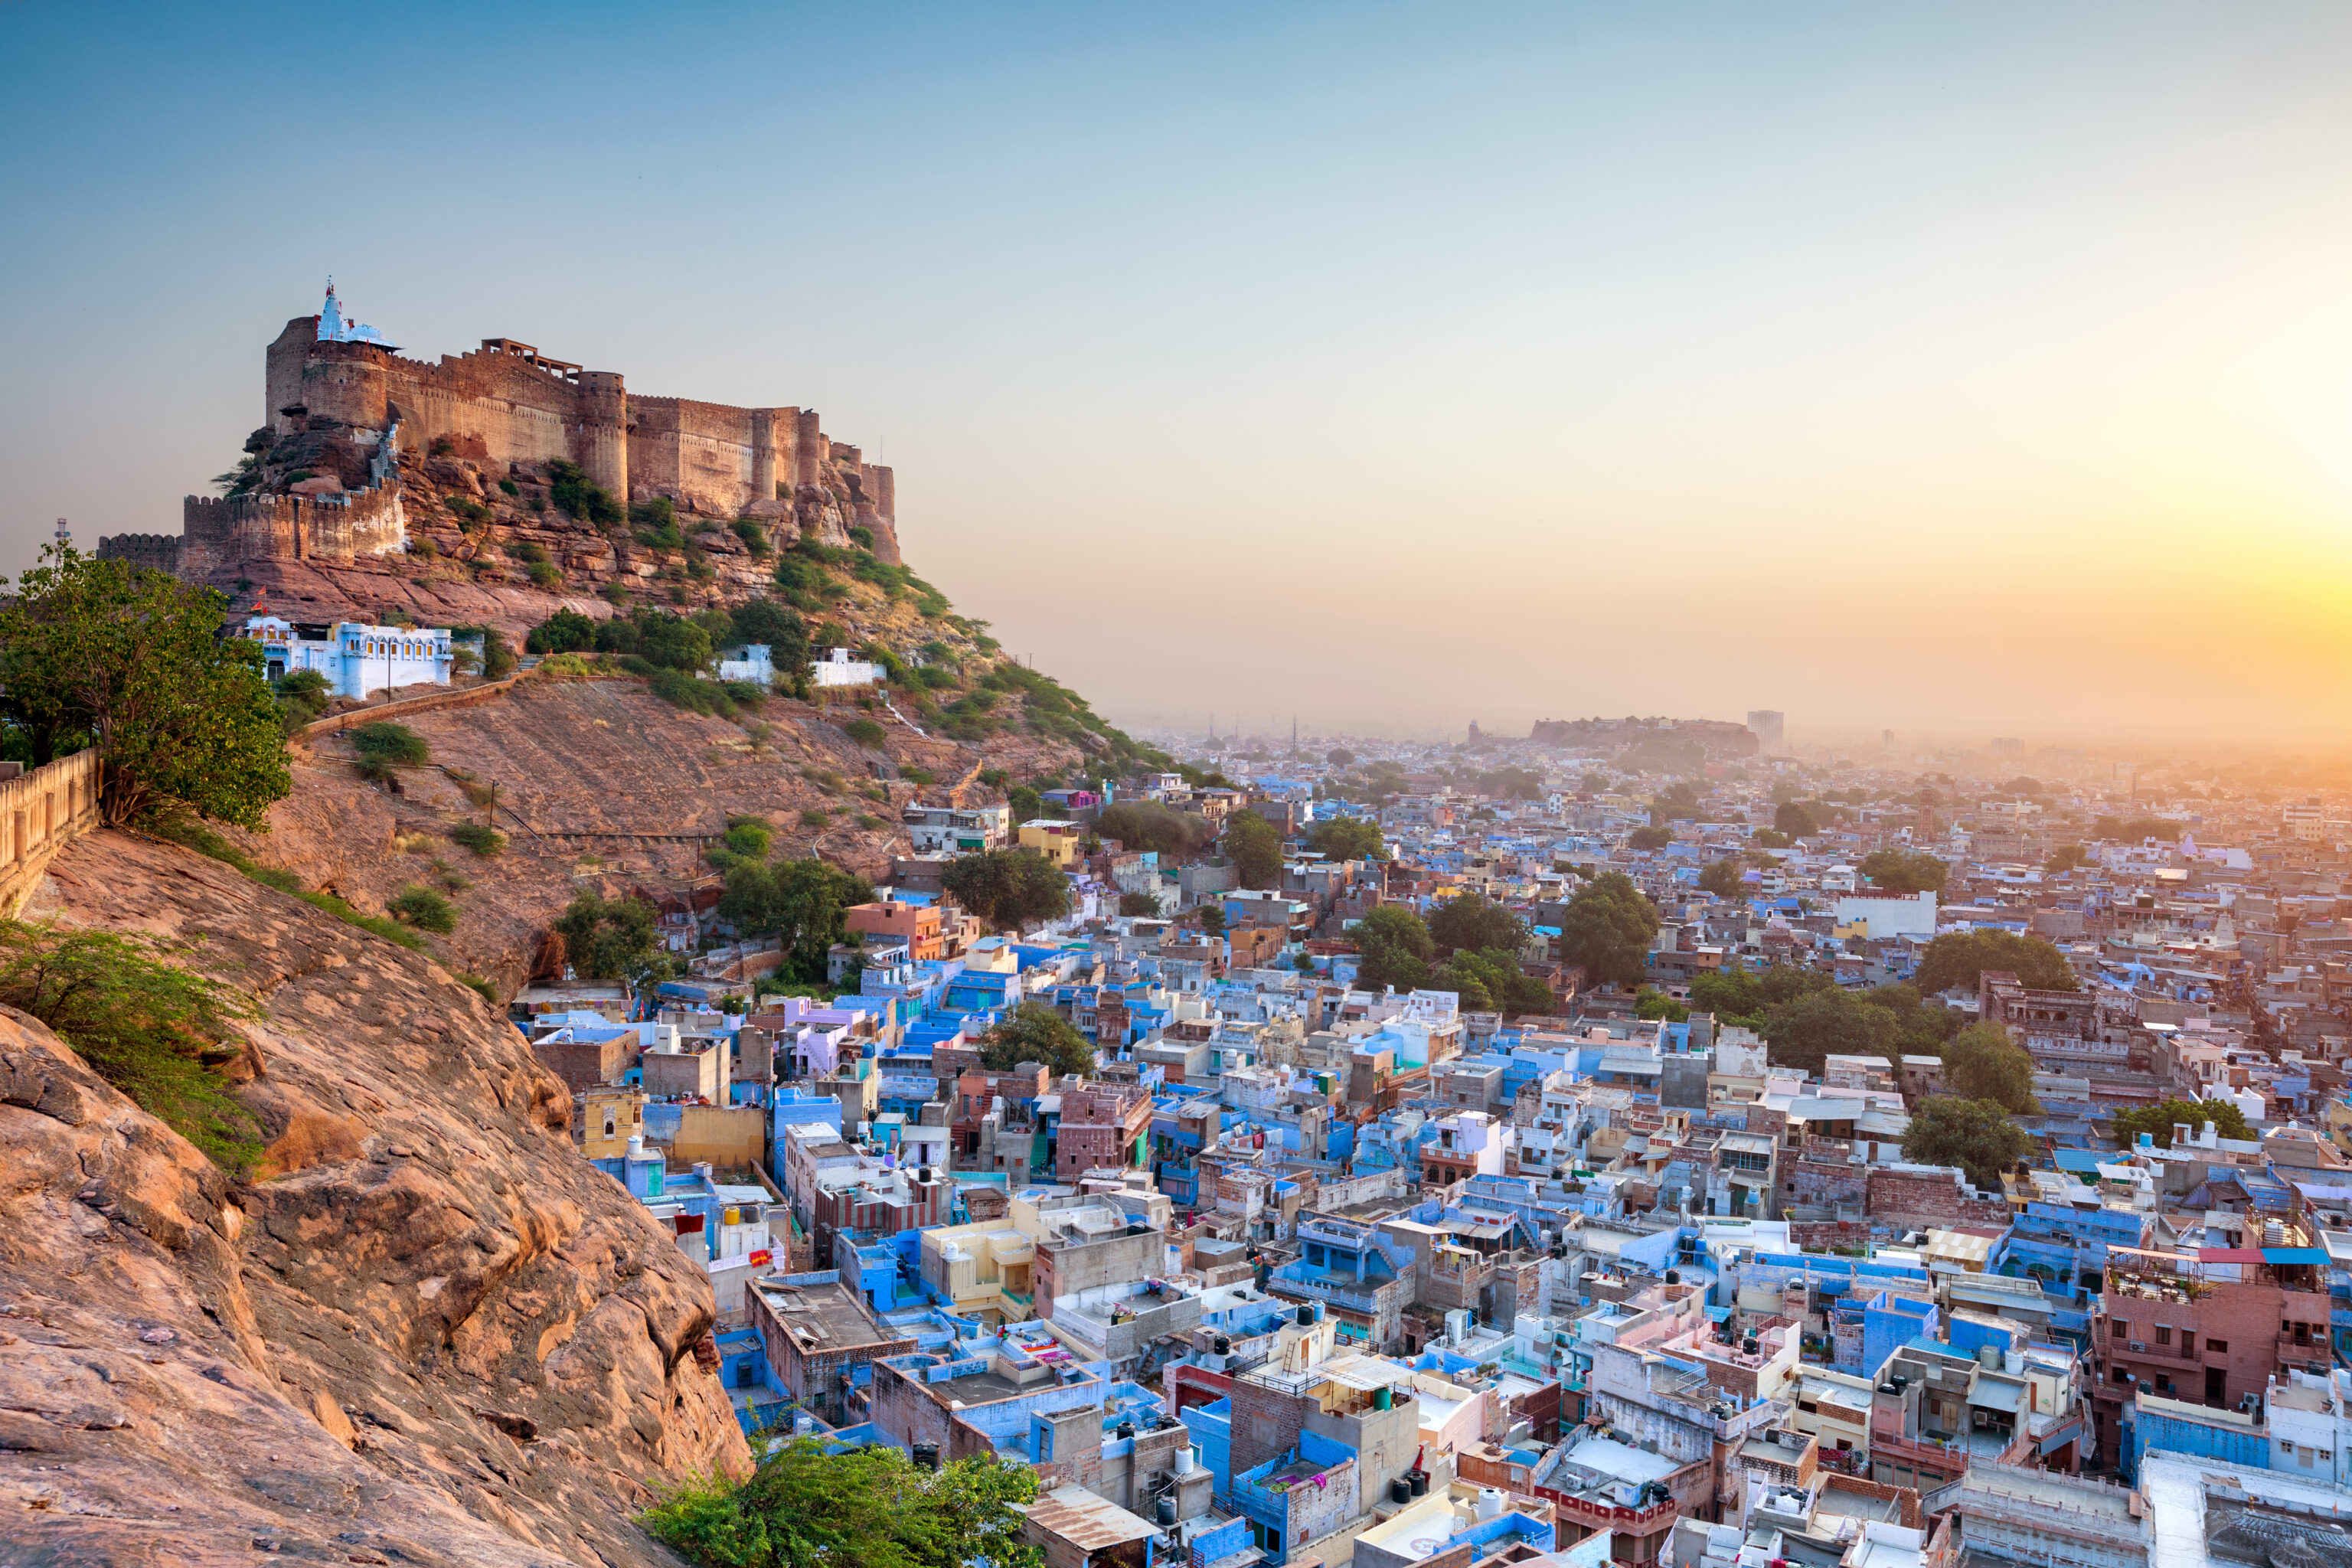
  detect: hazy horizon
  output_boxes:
[8,3,2352,745]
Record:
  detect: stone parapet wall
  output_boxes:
[0,750,105,916]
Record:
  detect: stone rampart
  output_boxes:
[0,750,106,916]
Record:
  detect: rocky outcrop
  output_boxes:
[232,674,1088,992]
[0,828,749,1566]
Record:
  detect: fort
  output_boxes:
[99,285,897,580]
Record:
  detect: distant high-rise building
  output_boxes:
[1881,729,1894,750]
[1746,710,1785,753]
[1991,737,2024,757]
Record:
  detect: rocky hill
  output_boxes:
[1,828,747,1566]
[243,671,1088,990]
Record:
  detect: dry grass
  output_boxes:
[257,1110,365,1179]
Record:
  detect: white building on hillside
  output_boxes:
[810,647,884,688]
[246,616,452,698]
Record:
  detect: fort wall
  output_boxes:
[178,484,407,575]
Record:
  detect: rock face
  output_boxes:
[237,675,1086,991]
[0,828,749,1566]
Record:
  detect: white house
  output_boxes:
[717,643,776,684]
[1832,890,1938,940]
[246,616,452,698]
[809,647,884,688]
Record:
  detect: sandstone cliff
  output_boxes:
[0,828,748,1566]
[235,672,1089,991]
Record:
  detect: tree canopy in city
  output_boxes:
[1941,1022,2040,1115]
[1773,801,1821,838]
[943,848,1071,931]
[2110,1098,2252,1149]
[1353,904,1435,993]
[718,857,873,982]
[1857,848,1948,896]
[1903,1098,2035,1193]
[0,547,289,828]
[1555,872,1661,988]
[1913,929,2078,996]
[1094,801,1216,860]
[1223,808,1285,890]
[553,893,665,986]
[977,1001,1096,1079]
[1761,986,1897,1076]
[1697,859,1744,899]
[1428,893,1527,959]
[1627,825,1673,851]
[1305,815,1386,862]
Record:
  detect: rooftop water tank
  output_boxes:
[1476,1488,1504,1521]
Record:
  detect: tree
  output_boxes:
[1429,894,1526,959]
[1431,946,1555,1016]
[2094,815,2181,843]
[1914,930,2078,996]
[2044,843,2091,875]
[553,894,662,983]
[2110,1098,2252,1149]
[1326,747,1356,766]
[1698,859,1743,899]
[1762,988,1897,1076]
[1628,825,1673,851]
[1635,987,1689,1022]
[527,608,597,655]
[943,848,1070,931]
[1556,872,1660,988]
[1117,890,1160,917]
[1223,808,1285,890]
[1096,802,1214,859]
[1942,1022,2040,1114]
[1902,1098,2034,1192]
[350,721,429,782]
[641,1437,1043,1568]
[1007,784,1043,823]
[728,598,808,672]
[1306,815,1385,862]
[0,546,289,828]
[1857,848,1948,896]
[1353,905,1434,993]
[0,920,262,1171]
[1751,828,1792,849]
[1773,801,1820,838]
[977,1001,1096,1079]
[1865,982,1962,1056]
[1195,904,1227,938]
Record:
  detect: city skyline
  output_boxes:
[8,3,2352,741]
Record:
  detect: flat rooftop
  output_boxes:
[753,1279,900,1352]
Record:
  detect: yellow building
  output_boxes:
[1018,818,1087,868]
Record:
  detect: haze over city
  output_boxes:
[8,2,2352,743]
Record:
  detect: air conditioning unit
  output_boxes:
[2131,1343,2147,1354]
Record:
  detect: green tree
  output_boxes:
[1762,987,1897,1076]
[1430,946,1555,1016]
[1773,800,1821,838]
[1751,828,1792,849]
[1326,746,1356,766]
[271,668,333,734]
[728,597,808,671]
[2044,843,2092,875]
[1634,987,1689,1022]
[0,547,289,828]
[2095,815,2182,843]
[1353,904,1435,992]
[943,848,1070,931]
[1857,848,1948,896]
[0,920,262,1171]
[1195,904,1227,938]
[2110,1098,2252,1149]
[843,717,888,749]
[1628,825,1673,851]
[1007,784,1043,823]
[642,1439,1042,1568]
[1864,982,1962,1056]
[1223,809,1285,890]
[1118,890,1160,917]
[349,721,429,782]
[1095,801,1214,859]
[1557,872,1660,988]
[527,608,597,655]
[977,1001,1096,1078]
[1306,815,1385,861]
[1914,930,2078,996]
[554,893,662,982]
[1428,893,1526,959]
[1902,1097,2034,1192]
[1697,859,1744,898]
[1942,1022,2041,1113]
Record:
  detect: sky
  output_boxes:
[6,3,2352,749]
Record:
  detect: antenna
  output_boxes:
[53,518,69,551]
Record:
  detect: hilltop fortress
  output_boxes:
[100,286,897,587]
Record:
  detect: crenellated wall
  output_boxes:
[177,483,407,575]
[262,314,893,526]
